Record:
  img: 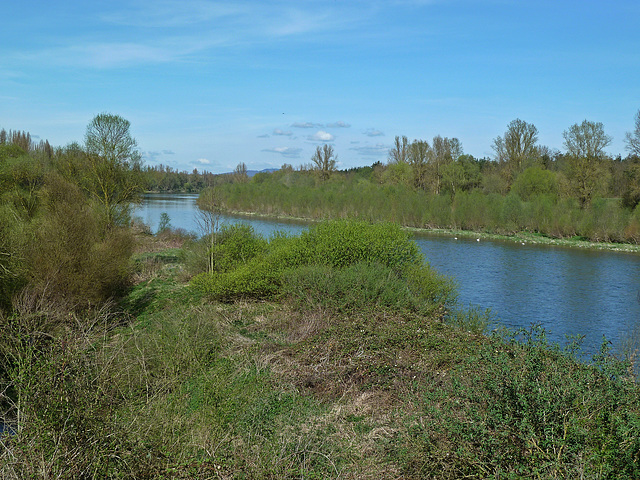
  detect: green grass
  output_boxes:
[3,227,640,479]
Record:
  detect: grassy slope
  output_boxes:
[3,232,638,479]
[113,245,640,478]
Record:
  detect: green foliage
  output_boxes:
[24,174,133,307]
[0,144,27,162]
[0,205,27,311]
[191,259,280,301]
[405,263,458,314]
[298,219,422,272]
[209,166,640,243]
[212,223,267,273]
[6,248,640,478]
[282,262,441,315]
[0,154,44,220]
[191,220,433,307]
[446,305,493,335]
[511,166,558,201]
[157,212,172,233]
[396,325,640,479]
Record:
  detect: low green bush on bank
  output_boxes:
[191,220,457,316]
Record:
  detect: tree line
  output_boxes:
[204,112,640,244]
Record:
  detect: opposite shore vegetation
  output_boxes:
[1,114,640,477]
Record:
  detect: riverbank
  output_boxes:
[224,208,640,254]
[3,226,640,478]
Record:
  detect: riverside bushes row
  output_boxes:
[208,170,640,243]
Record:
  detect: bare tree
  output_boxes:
[492,119,539,181]
[83,113,143,226]
[563,120,612,160]
[625,109,640,157]
[196,187,222,273]
[431,135,463,194]
[234,162,248,183]
[388,135,409,164]
[408,139,431,190]
[311,144,337,180]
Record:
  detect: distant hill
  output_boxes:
[247,168,279,177]
[218,168,279,177]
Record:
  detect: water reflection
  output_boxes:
[133,193,307,237]
[414,234,640,356]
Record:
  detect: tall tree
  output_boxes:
[388,135,409,164]
[562,119,612,207]
[492,119,539,182]
[408,140,431,190]
[234,162,248,183]
[83,113,143,226]
[625,109,640,157]
[85,113,141,168]
[311,144,337,180]
[430,135,463,194]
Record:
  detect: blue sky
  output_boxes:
[2,0,639,173]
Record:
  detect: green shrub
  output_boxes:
[405,264,458,315]
[24,174,133,308]
[212,223,268,273]
[191,219,461,320]
[398,326,640,478]
[281,262,416,314]
[299,219,422,272]
[512,166,558,201]
[191,259,280,301]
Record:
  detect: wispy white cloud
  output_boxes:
[143,151,161,161]
[364,128,384,137]
[262,146,302,158]
[350,143,389,156]
[273,128,293,136]
[309,130,335,142]
[327,121,351,128]
[266,8,333,37]
[291,121,321,128]
[257,133,270,138]
[144,149,175,161]
[194,158,211,164]
[11,1,364,69]
[20,41,202,69]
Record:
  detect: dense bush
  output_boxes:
[297,219,422,272]
[511,166,558,201]
[398,326,640,478]
[24,174,133,308]
[190,220,455,315]
[212,223,268,273]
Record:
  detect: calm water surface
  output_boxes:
[136,193,640,356]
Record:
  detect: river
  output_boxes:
[135,193,640,358]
